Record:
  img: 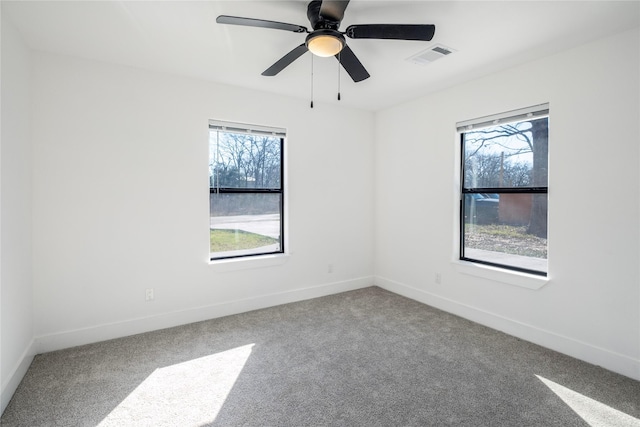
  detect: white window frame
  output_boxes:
[457,104,549,278]
[209,120,286,262]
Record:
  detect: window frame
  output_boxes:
[458,105,549,276]
[209,121,285,261]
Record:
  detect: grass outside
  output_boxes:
[210,229,278,252]
[465,224,547,258]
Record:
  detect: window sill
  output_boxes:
[452,260,549,290]
[208,253,290,272]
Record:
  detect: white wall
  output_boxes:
[374,28,640,379]
[30,52,375,350]
[0,13,35,412]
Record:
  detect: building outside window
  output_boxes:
[209,120,285,260]
[458,104,549,275]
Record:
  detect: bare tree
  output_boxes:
[211,133,281,188]
[465,153,531,187]
[528,119,548,238]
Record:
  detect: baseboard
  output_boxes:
[36,276,373,354]
[374,275,640,381]
[1,339,37,414]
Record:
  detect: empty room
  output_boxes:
[1,1,639,425]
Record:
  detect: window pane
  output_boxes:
[463,194,548,273]
[210,193,282,259]
[209,131,281,189]
[463,117,548,188]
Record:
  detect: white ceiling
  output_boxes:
[3,1,639,111]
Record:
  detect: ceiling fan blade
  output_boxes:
[262,44,309,76]
[216,15,308,33]
[345,24,436,41]
[319,0,350,22]
[335,45,370,82]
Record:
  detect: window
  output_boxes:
[458,104,549,275]
[209,120,284,260]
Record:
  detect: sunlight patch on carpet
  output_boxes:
[98,344,254,426]
[536,375,640,427]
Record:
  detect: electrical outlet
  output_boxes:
[435,273,442,284]
[145,288,154,301]
[328,264,333,273]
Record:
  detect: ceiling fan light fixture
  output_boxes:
[306,30,345,57]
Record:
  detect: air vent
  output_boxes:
[406,44,455,66]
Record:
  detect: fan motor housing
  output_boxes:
[307,0,340,30]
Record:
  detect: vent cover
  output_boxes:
[406,44,455,65]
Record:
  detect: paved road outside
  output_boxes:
[210,214,280,239]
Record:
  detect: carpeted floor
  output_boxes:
[2,286,639,426]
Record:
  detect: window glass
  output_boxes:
[463,117,548,188]
[210,132,281,190]
[209,193,282,259]
[463,194,548,273]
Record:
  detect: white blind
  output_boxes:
[456,103,549,132]
[209,119,286,137]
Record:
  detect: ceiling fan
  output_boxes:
[216,0,436,83]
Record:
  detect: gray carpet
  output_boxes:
[2,287,639,426]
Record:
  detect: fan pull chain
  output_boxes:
[310,54,314,109]
[337,51,341,101]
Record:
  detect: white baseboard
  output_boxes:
[1,339,37,414]
[375,275,640,381]
[36,276,373,354]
